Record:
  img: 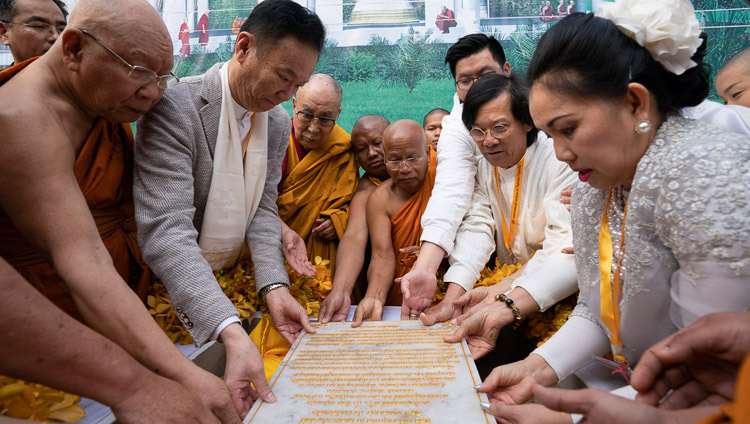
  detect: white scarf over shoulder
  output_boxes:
[198,64,268,270]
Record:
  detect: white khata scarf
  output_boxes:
[199,64,268,270]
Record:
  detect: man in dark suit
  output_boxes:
[134,0,326,417]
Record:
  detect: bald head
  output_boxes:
[352,114,390,178]
[292,73,343,150]
[49,0,174,123]
[716,47,750,108]
[353,114,390,133]
[382,120,430,194]
[68,0,170,49]
[298,73,343,107]
[383,119,427,151]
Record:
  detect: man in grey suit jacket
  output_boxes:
[133,0,326,417]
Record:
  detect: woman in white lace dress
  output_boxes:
[474,0,750,417]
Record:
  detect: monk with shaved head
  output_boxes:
[319,114,391,323]
[352,119,438,326]
[716,47,750,108]
[0,0,241,422]
[278,72,359,274]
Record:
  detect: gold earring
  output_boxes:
[635,120,651,134]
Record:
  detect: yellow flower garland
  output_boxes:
[0,377,84,422]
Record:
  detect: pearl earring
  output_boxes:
[635,120,651,134]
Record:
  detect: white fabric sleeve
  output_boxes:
[533,314,611,381]
[512,158,578,311]
[420,110,478,255]
[209,316,242,341]
[443,174,496,292]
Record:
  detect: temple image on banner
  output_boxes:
[348,0,419,24]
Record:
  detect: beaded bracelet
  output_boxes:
[495,293,523,329]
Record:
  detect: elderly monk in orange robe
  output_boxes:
[0,0,241,421]
[319,114,391,323]
[352,119,437,326]
[277,73,358,274]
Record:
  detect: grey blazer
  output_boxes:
[134,62,290,345]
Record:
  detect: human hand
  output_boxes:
[420,284,465,326]
[443,301,508,359]
[453,286,495,318]
[533,385,665,424]
[560,189,572,212]
[561,247,574,254]
[475,354,557,405]
[399,245,421,257]
[632,311,750,409]
[221,324,276,418]
[175,367,243,424]
[265,287,316,344]
[281,227,315,277]
[352,297,384,328]
[397,268,437,320]
[312,218,336,242]
[319,290,351,324]
[111,372,224,424]
[482,400,572,424]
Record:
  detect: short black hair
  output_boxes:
[445,33,506,79]
[239,0,325,56]
[0,0,68,22]
[527,13,708,117]
[423,108,449,126]
[462,73,538,147]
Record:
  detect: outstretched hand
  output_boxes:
[281,227,315,277]
[265,287,316,344]
[398,268,437,320]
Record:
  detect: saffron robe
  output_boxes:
[387,147,437,306]
[277,123,358,274]
[0,59,151,319]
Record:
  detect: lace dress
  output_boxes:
[534,114,750,379]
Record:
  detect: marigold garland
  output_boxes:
[0,377,84,422]
[150,255,573,347]
[148,257,333,345]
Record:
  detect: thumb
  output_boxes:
[298,309,316,334]
[252,377,277,405]
[444,322,468,343]
[352,305,365,328]
[533,384,595,415]
[453,291,471,307]
[319,302,332,324]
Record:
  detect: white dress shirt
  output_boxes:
[443,136,579,311]
[419,93,482,255]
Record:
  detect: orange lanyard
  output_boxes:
[241,114,256,160]
[493,156,524,260]
[598,188,628,364]
[368,176,382,187]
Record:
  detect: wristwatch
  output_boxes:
[259,282,290,301]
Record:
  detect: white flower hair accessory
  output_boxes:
[598,0,702,75]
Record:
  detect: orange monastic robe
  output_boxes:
[0,59,151,319]
[387,147,437,306]
[277,124,358,274]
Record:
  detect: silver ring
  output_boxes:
[409,313,418,320]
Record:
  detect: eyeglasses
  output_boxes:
[455,71,497,91]
[2,20,66,35]
[81,29,178,89]
[295,110,336,128]
[384,152,426,171]
[469,124,510,143]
